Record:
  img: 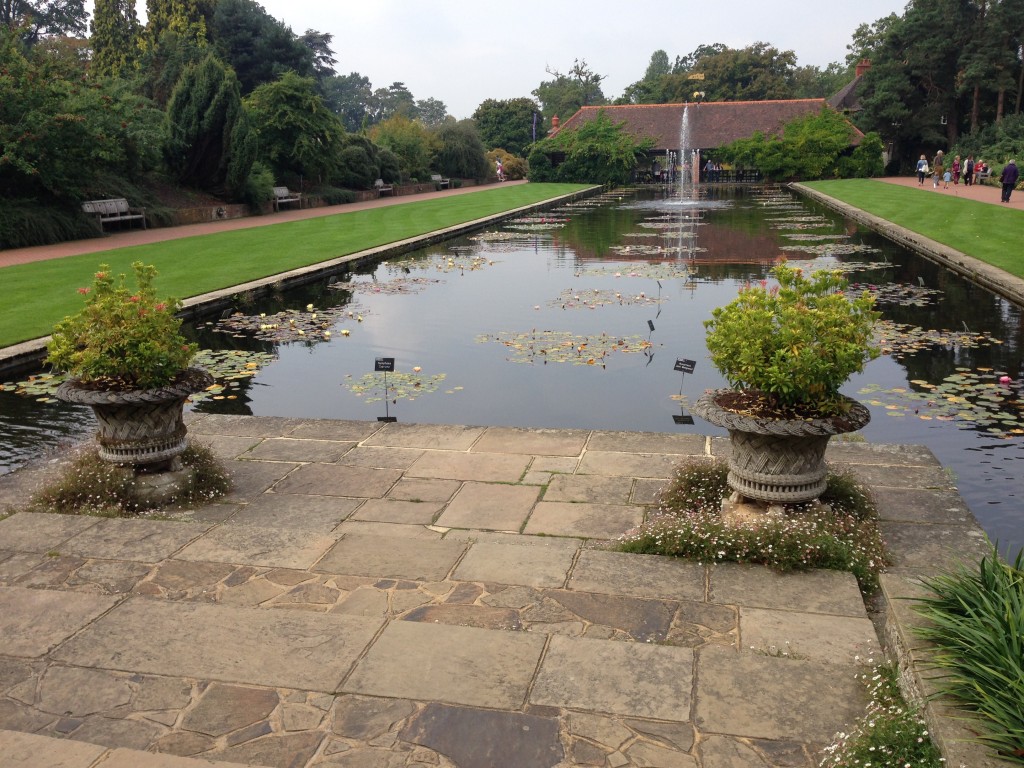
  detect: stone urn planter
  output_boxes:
[693,389,871,504]
[57,367,212,467]
[56,368,213,504]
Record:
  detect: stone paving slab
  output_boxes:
[404,451,530,482]
[220,460,297,502]
[348,498,443,525]
[881,520,992,573]
[223,493,360,531]
[53,598,382,691]
[187,414,305,438]
[314,534,467,580]
[471,426,589,456]
[695,645,865,743]
[59,519,208,563]
[337,446,425,470]
[175,524,343,569]
[543,474,634,504]
[272,463,403,498]
[0,586,120,658]
[577,450,681,478]
[872,487,978,525]
[452,540,576,588]
[434,481,539,531]
[709,564,867,616]
[0,728,273,767]
[361,422,486,450]
[531,634,694,721]
[569,550,706,602]
[586,431,706,455]
[739,606,880,664]
[241,438,354,463]
[343,620,546,709]
[0,512,99,553]
[524,501,644,539]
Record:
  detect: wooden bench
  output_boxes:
[81,198,146,231]
[273,186,302,211]
[374,179,394,197]
[430,174,450,189]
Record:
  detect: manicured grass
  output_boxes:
[0,183,590,348]
[803,179,1024,279]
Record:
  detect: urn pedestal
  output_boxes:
[56,368,213,505]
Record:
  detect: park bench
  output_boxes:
[374,179,394,197]
[81,198,146,231]
[273,186,302,211]
[430,174,450,189]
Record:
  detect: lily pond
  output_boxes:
[2,185,1023,555]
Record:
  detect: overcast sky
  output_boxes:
[91,0,910,118]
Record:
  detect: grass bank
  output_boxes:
[0,183,590,348]
[802,179,1024,279]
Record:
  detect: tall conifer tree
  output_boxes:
[90,0,140,77]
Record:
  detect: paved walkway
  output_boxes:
[0,182,529,269]
[0,417,993,767]
[878,171,1024,209]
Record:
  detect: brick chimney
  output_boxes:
[551,115,560,130]
[855,59,871,77]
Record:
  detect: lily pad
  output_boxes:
[475,330,659,366]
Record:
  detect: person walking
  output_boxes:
[964,156,975,186]
[952,155,961,185]
[932,151,945,189]
[1000,159,1019,202]
[916,154,929,185]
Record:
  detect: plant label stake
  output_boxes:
[374,357,397,422]
[673,358,697,425]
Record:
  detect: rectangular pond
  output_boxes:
[3,186,1022,555]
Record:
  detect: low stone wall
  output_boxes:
[169,203,251,226]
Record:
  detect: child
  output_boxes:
[943,169,951,189]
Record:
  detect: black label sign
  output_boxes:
[674,358,696,374]
[673,414,695,425]
[374,357,395,372]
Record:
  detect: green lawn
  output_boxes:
[0,183,590,348]
[802,179,1024,279]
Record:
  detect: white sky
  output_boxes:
[89,0,911,119]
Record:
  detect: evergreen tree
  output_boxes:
[163,53,254,197]
[90,0,140,78]
[146,0,205,44]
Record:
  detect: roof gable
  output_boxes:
[555,100,863,150]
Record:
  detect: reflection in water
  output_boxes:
[2,186,1022,555]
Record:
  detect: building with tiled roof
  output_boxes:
[552,99,864,154]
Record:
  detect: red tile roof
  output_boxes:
[554,100,864,150]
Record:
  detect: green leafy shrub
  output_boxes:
[913,547,1024,764]
[619,459,887,591]
[47,263,196,389]
[527,110,652,185]
[704,264,880,415]
[243,161,275,209]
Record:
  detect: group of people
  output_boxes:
[915,151,1018,202]
[703,159,724,182]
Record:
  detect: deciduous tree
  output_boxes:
[1,0,86,45]
[471,97,539,156]
[532,58,606,122]
[245,71,344,183]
